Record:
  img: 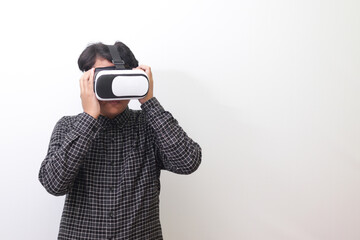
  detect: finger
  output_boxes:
[83,69,93,93]
[80,73,85,95]
[82,72,89,94]
[137,65,150,71]
[88,68,95,92]
[137,65,152,77]
[133,66,143,72]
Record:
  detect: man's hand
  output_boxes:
[80,68,100,119]
[135,65,154,104]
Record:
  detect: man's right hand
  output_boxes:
[79,68,100,119]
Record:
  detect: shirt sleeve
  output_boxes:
[38,112,101,196]
[141,97,202,174]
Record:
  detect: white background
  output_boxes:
[0,0,359,239]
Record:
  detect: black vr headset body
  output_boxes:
[94,45,149,101]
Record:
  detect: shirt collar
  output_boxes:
[98,107,130,129]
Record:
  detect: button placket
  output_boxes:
[105,127,114,166]
[104,126,116,235]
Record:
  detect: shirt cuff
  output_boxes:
[73,112,101,138]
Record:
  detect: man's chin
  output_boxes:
[100,100,129,118]
[100,100,129,105]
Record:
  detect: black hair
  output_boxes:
[78,41,139,72]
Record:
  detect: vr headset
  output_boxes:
[94,45,149,101]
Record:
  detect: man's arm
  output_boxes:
[38,113,100,196]
[137,65,201,174]
[136,65,201,174]
[141,97,202,174]
[39,68,101,196]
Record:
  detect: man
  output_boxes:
[39,41,201,240]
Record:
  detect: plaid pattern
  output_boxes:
[39,97,201,240]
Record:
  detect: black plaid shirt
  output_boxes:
[39,97,201,240]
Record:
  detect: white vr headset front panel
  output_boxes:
[94,69,149,101]
[112,75,149,98]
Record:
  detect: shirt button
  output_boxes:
[109,187,114,192]
[109,211,114,218]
